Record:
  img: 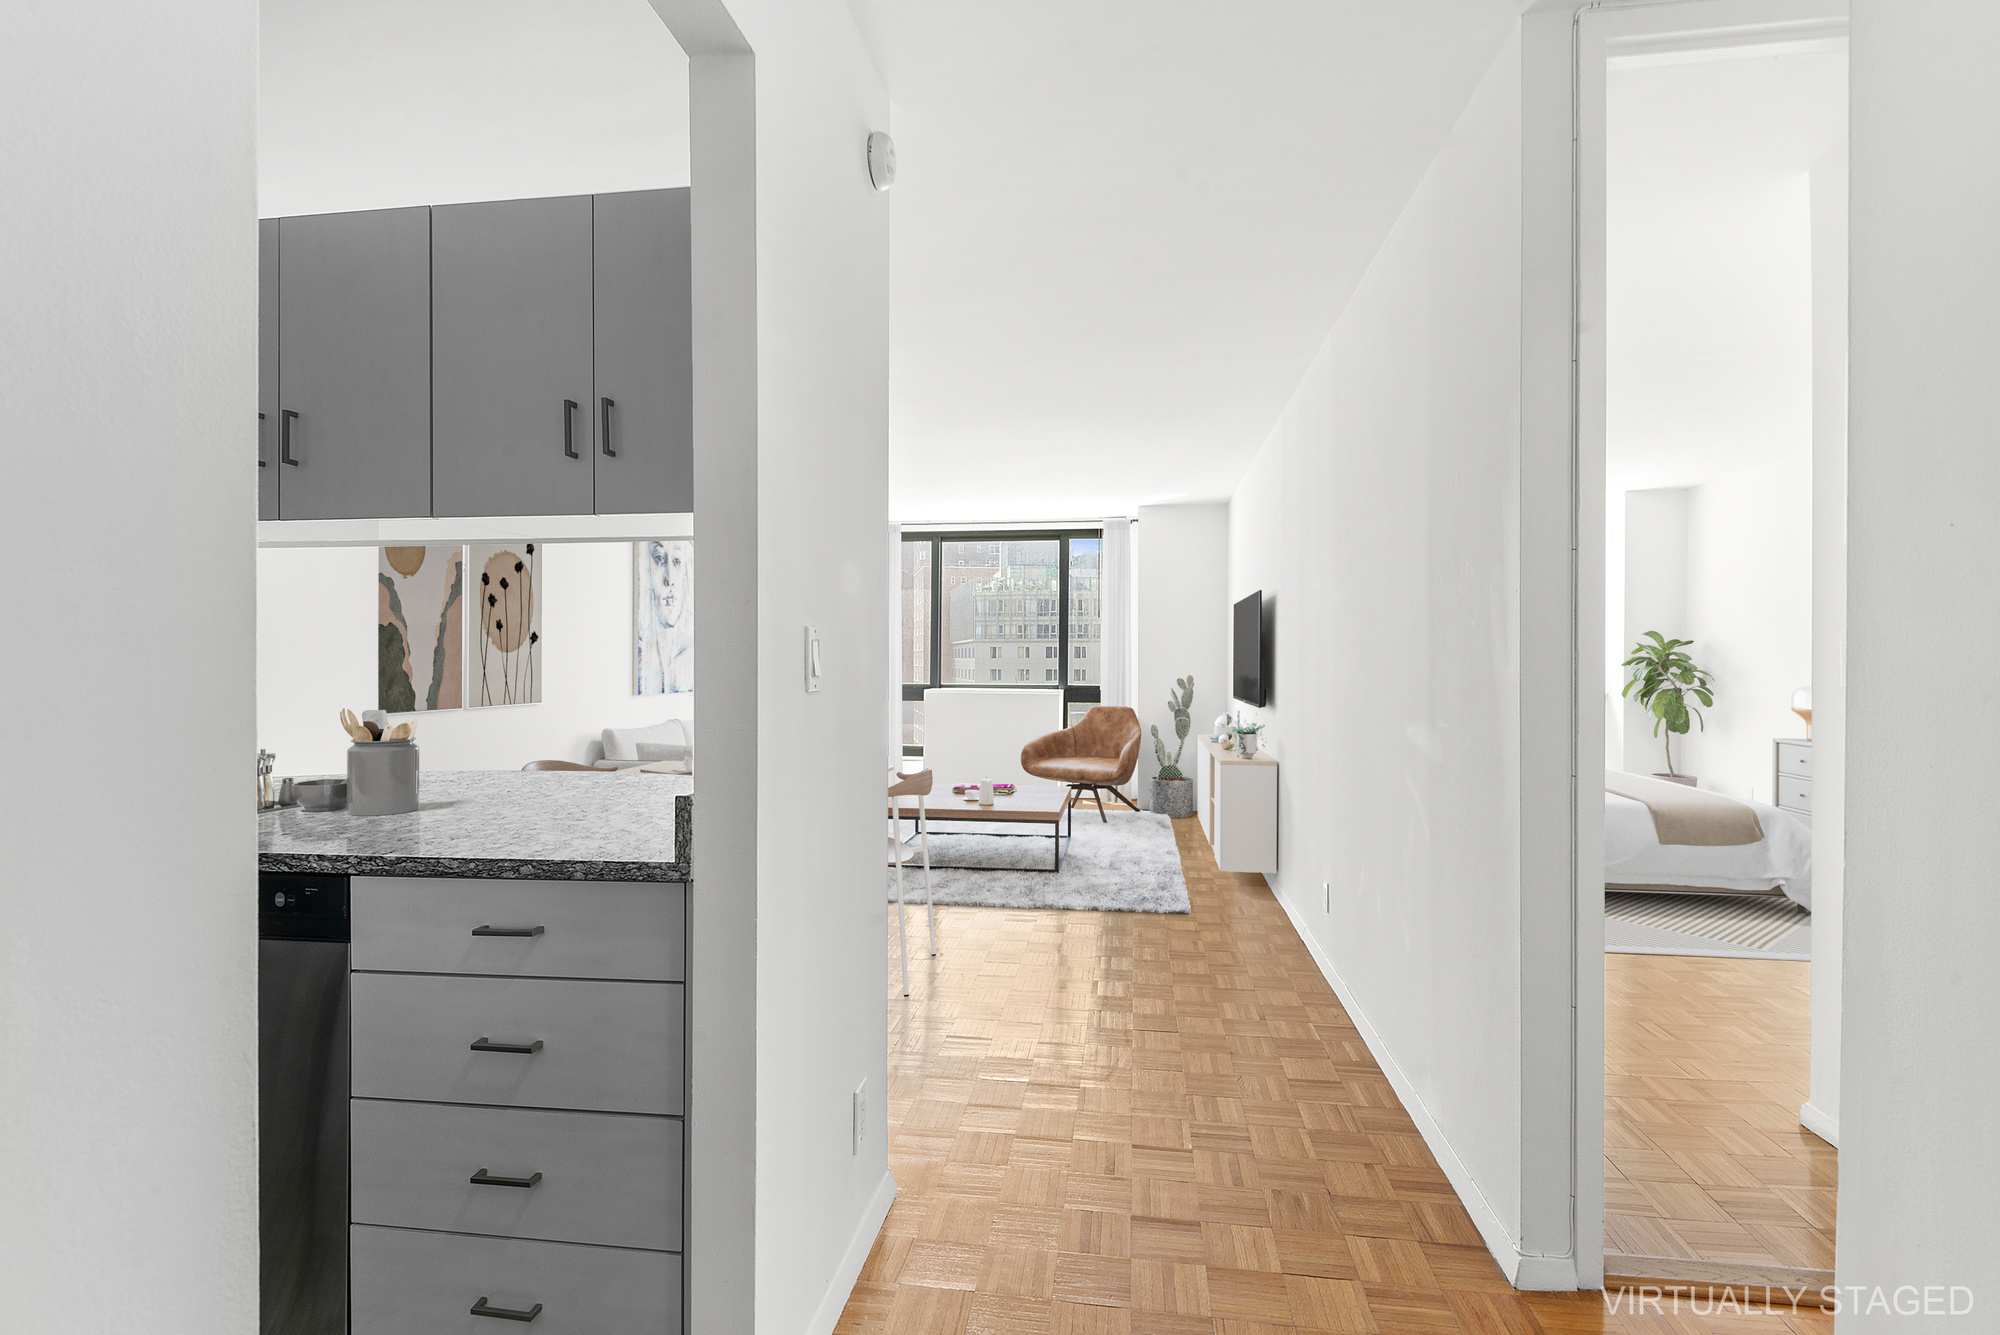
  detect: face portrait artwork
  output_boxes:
[636,540,692,695]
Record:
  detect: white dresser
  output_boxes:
[1196,735,1279,873]
[1773,738,1812,825]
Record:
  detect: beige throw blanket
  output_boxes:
[1605,772,1764,846]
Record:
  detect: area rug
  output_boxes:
[887,809,1190,914]
[1606,891,1810,961]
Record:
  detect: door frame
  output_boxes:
[1571,0,1849,1284]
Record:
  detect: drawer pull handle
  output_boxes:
[472,924,545,937]
[471,1296,543,1322]
[470,1168,543,1189]
[470,1037,544,1054]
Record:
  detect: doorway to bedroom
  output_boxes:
[1581,0,1846,1290]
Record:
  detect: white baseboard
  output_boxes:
[1798,1100,1839,1148]
[1269,883,1579,1292]
[804,1169,899,1335]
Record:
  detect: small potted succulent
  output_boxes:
[1150,676,1196,818]
[1233,720,1266,758]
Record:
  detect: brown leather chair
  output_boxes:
[1020,706,1143,820]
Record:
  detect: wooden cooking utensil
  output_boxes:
[338,709,371,743]
[386,722,413,741]
[364,720,383,740]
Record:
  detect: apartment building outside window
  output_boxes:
[897,529,1104,754]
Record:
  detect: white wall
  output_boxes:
[256,542,692,774]
[1841,0,2000,1317]
[715,0,896,1330]
[1684,461,1813,800]
[1225,25,1581,1286]
[1620,488,1689,777]
[1134,503,1230,791]
[260,0,691,217]
[1617,465,1812,801]
[0,0,259,1328]
[1619,470,1814,796]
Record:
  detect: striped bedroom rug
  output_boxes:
[1605,891,1811,961]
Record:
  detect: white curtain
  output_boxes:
[1099,518,1133,711]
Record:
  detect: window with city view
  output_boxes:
[898,530,1104,753]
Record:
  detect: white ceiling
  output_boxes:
[259,0,689,218]
[1605,46,1847,493]
[852,1,1522,522]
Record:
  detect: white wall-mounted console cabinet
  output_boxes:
[1195,736,1277,873]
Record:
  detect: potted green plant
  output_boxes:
[1620,631,1712,785]
[1150,676,1196,818]
[1233,720,1266,758]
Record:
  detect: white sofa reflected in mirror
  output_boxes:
[589,717,692,771]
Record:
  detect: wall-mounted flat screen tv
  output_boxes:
[1233,591,1266,707]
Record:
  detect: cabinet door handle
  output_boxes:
[470,1037,543,1054]
[471,924,544,937]
[258,411,267,466]
[600,397,616,457]
[280,410,300,466]
[470,1296,543,1322]
[562,399,579,459]
[469,1168,543,1189]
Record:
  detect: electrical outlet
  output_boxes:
[853,1078,867,1154]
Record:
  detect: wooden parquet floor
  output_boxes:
[1603,953,1837,1273]
[838,815,1831,1333]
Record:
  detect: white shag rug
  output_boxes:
[887,809,1190,914]
[1606,890,1810,961]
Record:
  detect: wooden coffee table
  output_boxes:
[893,781,1074,872]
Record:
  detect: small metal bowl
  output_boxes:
[295,778,348,812]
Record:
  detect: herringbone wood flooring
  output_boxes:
[837,815,1830,1333]
[1604,953,1836,1271]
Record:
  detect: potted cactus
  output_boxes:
[1150,676,1196,818]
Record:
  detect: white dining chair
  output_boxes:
[887,768,936,997]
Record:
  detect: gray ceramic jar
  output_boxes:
[347,740,419,815]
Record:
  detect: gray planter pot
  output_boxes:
[1151,777,1194,819]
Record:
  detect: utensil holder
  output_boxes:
[347,740,419,815]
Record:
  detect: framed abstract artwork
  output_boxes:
[636,540,692,695]
[471,542,542,706]
[378,545,463,712]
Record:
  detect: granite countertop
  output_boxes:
[259,770,692,882]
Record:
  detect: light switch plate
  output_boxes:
[805,625,822,693]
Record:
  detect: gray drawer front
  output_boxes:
[353,877,685,981]
[352,1224,680,1334]
[352,973,683,1115]
[352,1100,681,1252]
[1778,773,1813,813]
[1777,742,1813,779]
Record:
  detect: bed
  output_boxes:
[1604,769,1813,909]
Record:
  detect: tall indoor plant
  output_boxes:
[1150,676,1196,817]
[1621,631,1713,782]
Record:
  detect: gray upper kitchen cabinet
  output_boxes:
[276,207,433,519]
[592,189,693,515]
[431,196,597,517]
[258,218,279,520]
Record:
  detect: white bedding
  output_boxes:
[1604,770,1812,910]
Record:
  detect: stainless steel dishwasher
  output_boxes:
[260,871,349,1335]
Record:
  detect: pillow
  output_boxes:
[602,718,689,762]
[635,741,689,762]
